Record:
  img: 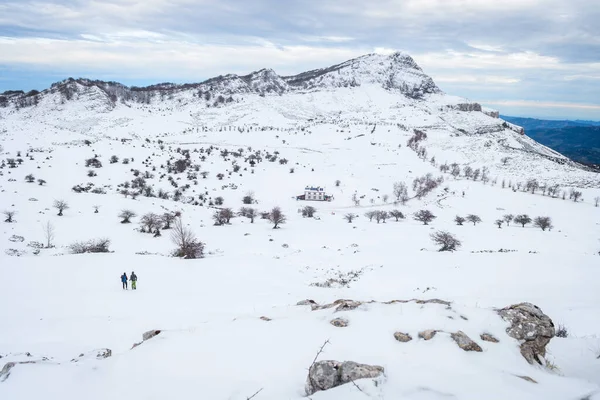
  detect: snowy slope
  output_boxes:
[1,52,600,400]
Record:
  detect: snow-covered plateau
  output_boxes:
[1,52,599,400]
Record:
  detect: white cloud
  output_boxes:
[484,99,600,110]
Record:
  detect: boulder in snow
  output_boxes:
[451,331,482,352]
[330,318,349,327]
[498,303,555,364]
[393,332,412,342]
[418,330,437,340]
[142,329,162,341]
[480,333,499,343]
[306,360,384,395]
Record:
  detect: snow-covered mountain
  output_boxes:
[1,52,600,400]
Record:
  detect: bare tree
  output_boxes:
[454,215,465,226]
[413,209,436,225]
[344,213,356,223]
[162,212,176,229]
[93,205,100,214]
[239,207,257,223]
[375,210,389,223]
[42,221,55,248]
[119,210,136,223]
[501,157,510,165]
[302,206,317,218]
[526,179,539,194]
[450,163,460,178]
[382,194,389,203]
[495,219,504,228]
[466,214,482,226]
[25,174,35,183]
[472,168,480,181]
[351,192,360,206]
[389,210,405,221]
[430,231,461,252]
[514,214,532,227]
[569,189,582,202]
[37,179,46,186]
[4,210,16,223]
[171,217,204,259]
[463,166,473,179]
[335,179,341,187]
[503,214,514,226]
[364,210,377,222]
[53,200,69,216]
[220,208,235,224]
[141,212,161,233]
[393,181,409,204]
[595,196,600,207]
[534,216,553,231]
[242,191,255,205]
[269,207,286,229]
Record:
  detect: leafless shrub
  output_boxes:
[171,217,204,259]
[393,181,409,204]
[3,210,16,223]
[69,238,111,254]
[37,179,46,186]
[430,231,461,252]
[594,196,600,207]
[335,179,341,187]
[344,213,356,223]
[53,199,69,216]
[162,212,176,229]
[85,157,102,168]
[503,214,514,225]
[454,216,465,226]
[375,210,388,223]
[242,191,255,204]
[412,173,443,199]
[495,219,503,228]
[569,189,582,202]
[555,324,568,338]
[25,174,35,183]
[140,212,161,233]
[364,210,376,222]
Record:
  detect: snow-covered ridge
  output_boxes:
[0,52,441,105]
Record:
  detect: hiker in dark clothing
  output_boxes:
[130,271,138,290]
[121,272,128,290]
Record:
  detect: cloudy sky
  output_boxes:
[1,0,599,119]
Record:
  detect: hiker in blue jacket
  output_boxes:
[121,272,128,290]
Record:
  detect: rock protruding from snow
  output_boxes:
[480,333,499,343]
[330,318,349,327]
[451,331,483,352]
[418,330,437,340]
[498,303,555,364]
[0,362,15,382]
[305,360,385,395]
[142,329,162,341]
[393,332,413,342]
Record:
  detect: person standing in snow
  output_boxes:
[130,271,138,290]
[121,272,128,290]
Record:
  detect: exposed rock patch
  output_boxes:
[498,303,555,364]
[480,333,499,343]
[393,332,412,342]
[451,331,482,352]
[297,298,451,312]
[515,375,538,384]
[330,318,349,327]
[142,329,161,341]
[306,360,384,395]
[418,330,437,340]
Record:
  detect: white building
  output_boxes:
[304,186,326,201]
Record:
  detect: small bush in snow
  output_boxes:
[85,158,102,168]
[3,210,16,223]
[242,192,255,204]
[215,196,224,206]
[344,213,356,223]
[555,324,568,338]
[37,178,46,186]
[430,231,461,252]
[69,238,111,254]
[454,216,465,226]
[495,219,504,228]
[503,214,514,226]
[25,174,35,183]
[335,180,341,187]
[162,213,176,229]
[53,200,69,216]
[110,155,119,164]
[171,218,204,259]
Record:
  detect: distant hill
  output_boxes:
[501,116,600,165]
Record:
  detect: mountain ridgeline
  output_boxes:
[0,52,442,108]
